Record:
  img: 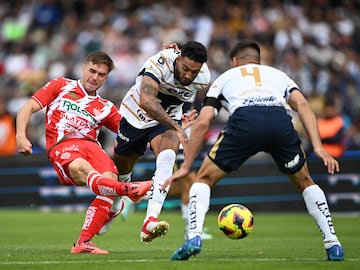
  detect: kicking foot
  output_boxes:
[140,216,169,243]
[126,180,152,203]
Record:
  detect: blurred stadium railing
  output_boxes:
[0,152,359,213]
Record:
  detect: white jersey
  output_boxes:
[120,48,210,129]
[206,64,299,115]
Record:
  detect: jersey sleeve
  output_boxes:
[282,73,300,102]
[102,104,122,133]
[203,72,229,112]
[32,78,64,108]
[143,49,177,83]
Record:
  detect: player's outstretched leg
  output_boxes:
[86,171,152,201]
[97,197,125,235]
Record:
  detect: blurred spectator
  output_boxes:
[346,112,360,151]
[0,98,17,156]
[1,0,360,156]
[317,96,347,158]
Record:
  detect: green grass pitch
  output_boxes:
[0,209,359,270]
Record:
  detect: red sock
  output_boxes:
[86,171,127,196]
[77,196,113,244]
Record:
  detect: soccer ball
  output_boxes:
[217,203,254,239]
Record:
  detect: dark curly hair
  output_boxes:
[180,41,207,63]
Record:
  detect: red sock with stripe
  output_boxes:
[86,171,127,196]
[77,196,113,244]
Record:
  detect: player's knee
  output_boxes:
[114,153,136,174]
[68,158,92,185]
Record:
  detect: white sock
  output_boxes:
[181,203,188,221]
[111,196,124,213]
[302,185,340,248]
[144,199,163,223]
[182,203,189,236]
[187,182,210,239]
[145,149,176,220]
[111,173,133,212]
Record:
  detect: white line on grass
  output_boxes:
[1,258,359,265]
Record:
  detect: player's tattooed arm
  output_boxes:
[139,76,181,131]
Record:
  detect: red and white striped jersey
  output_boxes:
[32,77,121,150]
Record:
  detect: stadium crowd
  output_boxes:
[1,0,360,155]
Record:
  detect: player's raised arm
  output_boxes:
[288,90,340,174]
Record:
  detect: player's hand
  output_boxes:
[313,147,340,174]
[16,136,33,155]
[181,109,198,130]
[162,166,190,190]
[162,42,180,51]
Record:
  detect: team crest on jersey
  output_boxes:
[68,92,78,99]
[93,108,101,116]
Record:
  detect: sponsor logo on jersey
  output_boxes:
[164,86,193,100]
[136,109,152,123]
[61,112,92,130]
[157,56,165,65]
[62,100,97,122]
[242,96,277,106]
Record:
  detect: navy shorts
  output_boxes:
[114,117,170,156]
[208,106,306,174]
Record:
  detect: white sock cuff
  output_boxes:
[145,199,163,220]
[156,149,176,167]
[111,196,124,212]
[191,182,210,193]
[190,182,211,210]
[96,195,114,204]
[302,184,320,197]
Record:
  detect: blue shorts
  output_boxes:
[208,106,306,174]
[114,117,170,156]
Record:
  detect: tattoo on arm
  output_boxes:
[142,83,157,96]
[141,83,179,130]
